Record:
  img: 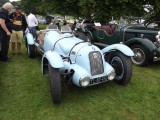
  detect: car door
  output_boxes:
[95,26,120,45]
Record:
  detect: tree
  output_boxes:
[78,0,149,22]
[0,0,9,7]
[144,0,160,21]
[20,0,160,22]
[46,0,80,17]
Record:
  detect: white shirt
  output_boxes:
[27,13,38,27]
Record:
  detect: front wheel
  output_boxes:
[106,51,132,85]
[48,63,61,104]
[27,44,35,58]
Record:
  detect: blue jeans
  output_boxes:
[29,26,36,37]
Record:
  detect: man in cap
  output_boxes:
[0,2,14,62]
[10,5,28,55]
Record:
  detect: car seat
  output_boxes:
[36,30,46,44]
[101,26,113,35]
[110,24,117,33]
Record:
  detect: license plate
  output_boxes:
[90,77,107,85]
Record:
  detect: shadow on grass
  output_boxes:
[148,60,160,68]
[59,80,130,105]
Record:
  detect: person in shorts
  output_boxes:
[10,5,27,55]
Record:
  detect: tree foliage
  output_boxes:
[144,0,160,21]
[20,0,160,22]
[0,0,9,7]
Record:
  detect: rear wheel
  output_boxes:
[106,51,132,85]
[27,44,35,58]
[131,45,150,66]
[48,63,61,104]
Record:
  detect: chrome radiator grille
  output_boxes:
[89,51,104,76]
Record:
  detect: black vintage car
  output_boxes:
[45,16,54,24]
[76,22,160,66]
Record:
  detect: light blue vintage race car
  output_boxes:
[25,25,134,104]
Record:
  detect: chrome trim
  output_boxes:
[123,26,133,41]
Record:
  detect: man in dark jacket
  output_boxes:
[10,5,28,55]
[0,2,14,62]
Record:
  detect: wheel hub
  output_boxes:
[111,57,124,80]
[132,47,145,64]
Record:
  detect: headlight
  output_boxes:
[107,70,116,80]
[79,76,90,87]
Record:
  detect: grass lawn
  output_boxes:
[0,42,160,120]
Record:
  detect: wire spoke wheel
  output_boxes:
[131,47,145,64]
[111,56,124,80]
[106,51,132,85]
[131,45,149,66]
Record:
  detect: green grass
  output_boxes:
[38,24,47,29]
[0,43,160,120]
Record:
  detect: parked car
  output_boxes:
[25,25,134,104]
[45,15,54,24]
[75,23,160,66]
[38,18,46,24]
[145,21,160,29]
[76,19,95,30]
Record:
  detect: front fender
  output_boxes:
[102,44,134,56]
[42,50,64,68]
[25,32,34,45]
[125,38,157,53]
[72,64,90,87]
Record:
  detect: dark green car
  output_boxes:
[76,23,160,66]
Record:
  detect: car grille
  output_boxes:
[89,51,104,76]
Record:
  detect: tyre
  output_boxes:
[48,63,61,104]
[76,32,87,41]
[27,44,35,58]
[107,51,132,85]
[24,36,27,48]
[131,45,150,66]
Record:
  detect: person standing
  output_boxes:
[50,19,56,25]
[0,2,14,62]
[71,21,77,31]
[27,11,38,37]
[63,20,67,26]
[10,5,28,55]
[55,18,60,29]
